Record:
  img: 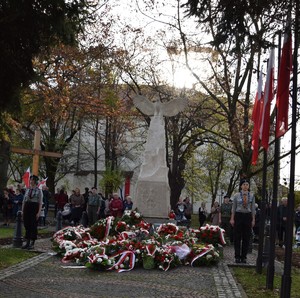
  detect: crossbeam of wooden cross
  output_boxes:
[11,130,62,175]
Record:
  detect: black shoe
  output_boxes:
[27,241,35,250]
[22,241,30,249]
[241,258,247,264]
[235,258,241,263]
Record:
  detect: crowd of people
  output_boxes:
[1,177,300,259]
[0,183,50,228]
[0,178,135,250]
[53,186,134,227]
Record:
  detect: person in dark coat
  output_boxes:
[219,195,233,243]
[69,188,84,225]
[12,188,24,219]
[198,202,207,227]
[253,203,260,243]
[295,205,300,234]
[2,188,13,226]
[123,195,133,211]
[277,197,288,247]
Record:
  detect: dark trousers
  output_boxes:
[71,206,83,224]
[221,217,233,243]
[277,224,286,246]
[23,202,39,241]
[87,206,98,226]
[233,212,252,259]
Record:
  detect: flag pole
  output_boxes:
[266,31,282,290]
[256,149,267,273]
[280,1,299,296]
[256,49,274,273]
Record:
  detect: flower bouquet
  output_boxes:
[115,221,128,233]
[154,247,180,271]
[187,244,220,266]
[51,225,97,255]
[190,225,226,246]
[121,209,143,226]
[89,216,114,240]
[157,223,178,237]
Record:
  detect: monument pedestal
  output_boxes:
[134,180,170,218]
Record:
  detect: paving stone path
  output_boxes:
[0,237,250,298]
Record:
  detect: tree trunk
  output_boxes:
[44,157,60,204]
[168,156,186,210]
[0,140,10,191]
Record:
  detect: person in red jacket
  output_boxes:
[56,189,69,211]
[109,193,123,218]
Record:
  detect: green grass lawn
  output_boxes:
[0,226,53,239]
[232,267,300,298]
[0,225,52,270]
[0,248,39,270]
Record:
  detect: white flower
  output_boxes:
[214,252,219,258]
[97,258,103,263]
[125,257,129,262]
[120,264,124,268]
[135,213,140,218]
[206,254,213,260]
[136,249,141,254]
[115,265,119,270]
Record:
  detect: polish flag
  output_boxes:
[251,70,263,165]
[259,47,275,150]
[22,167,31,188]
[276,16,293,138]
[38,177,48,189]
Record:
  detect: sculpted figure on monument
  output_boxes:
[133,95,188,181]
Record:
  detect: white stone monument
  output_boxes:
[133,95,188,218]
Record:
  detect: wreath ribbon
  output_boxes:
[190,245,214,267]
[146,244,157,256]
[105,216,113,238]
[107,251,136,272]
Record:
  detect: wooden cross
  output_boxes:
[11,130,62,176]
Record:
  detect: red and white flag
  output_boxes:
[38,177,48,189]
[251,70,264,165]
[276,16,293,138]
[259,47,275,150]
[22,167,31,188]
